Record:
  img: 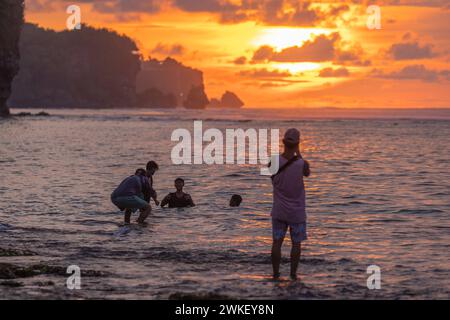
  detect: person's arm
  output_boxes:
[303,159,311,177]
[160,194,171,208]
[186,194,195,207]
[152,191,159,206]
[147,176,159,205]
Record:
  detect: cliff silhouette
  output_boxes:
[7,23,243,110]
[137,57,205,108]
[0,0,24,116]
[9,23,140,108]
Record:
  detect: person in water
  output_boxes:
[270,128,310,281]
[160,178,195,208]
[111,164,159,224]
[229,194,243,207]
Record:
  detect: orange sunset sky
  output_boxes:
[24,0,450,108]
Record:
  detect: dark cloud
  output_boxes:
[239,68,292,79]
[151,43,186,56]
[250,32,371,65]
[372,64,449,82]
[92,0,162,14]
[319,67,350,77]
[26,0,55,11]
[173,0,238,13]
[232,56,247,65]
[348,0,449,8]
[171,0,353,26]
[440,70,450,81]
[251,45,275,63]
[272,33,339,62]
[335,47,371,66]
[387,41,435,60]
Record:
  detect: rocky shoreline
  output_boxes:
[0,247,106,290]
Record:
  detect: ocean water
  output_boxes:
[1,108,449,299]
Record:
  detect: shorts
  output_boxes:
[111,195,148,213]
[272,218,307,243]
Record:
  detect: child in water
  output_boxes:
[229,194,243,207]
[160,178,195,208]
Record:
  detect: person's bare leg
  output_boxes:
[271,239,283,279]
[124,209,132,224]
[290,242,301,280]
[137,205,151,224]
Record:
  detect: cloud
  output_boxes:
[251,33,340,63]
[335,44,371,66]
[251,32,370,65]
[345,0,449,8]
[232,56,247,65]
[26,0,55,11]
[251,45,275,63]
[372,64,449,82]
[387,41,435,60]
[173,0,326,26]
[173,0,238,13]
[92,0,163,14]
[319,67,350,77]
[151,43,186,56]
[239,68,292,79]
[272,33,339,62]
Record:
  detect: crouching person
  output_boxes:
[111,168,156,225]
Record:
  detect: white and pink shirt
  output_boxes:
[271,155,307,223]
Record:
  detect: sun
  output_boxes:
[251,27,332,51]
[275,62,321,74]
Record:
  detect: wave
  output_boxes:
[393,208,444,215]
[0,224,12,232]
[67,245,357,267]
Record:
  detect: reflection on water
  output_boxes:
[0,108,449,299]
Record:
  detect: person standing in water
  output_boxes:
[270,128,310,280]
[160,178,195,208]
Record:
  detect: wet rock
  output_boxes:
[0,247,36,257]
[15,112,31,116]
[35,281,55,287]
[169,292,235,300]
[0,223,12,231]
[14,111,50,117]
[0,280,23,287]
[0,263,107,280]
[36,111,50,116]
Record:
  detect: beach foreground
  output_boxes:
[1,108,449,299]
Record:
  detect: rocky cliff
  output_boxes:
[0,0,24,116]
[137,57,204,107]
[8,23,140,108]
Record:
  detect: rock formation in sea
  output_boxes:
[183,85,210,109]
[220,91,244,108]
[208,91,245,109]
[0,0,24,116]
[136,88,177,108]
[136,57,204,107]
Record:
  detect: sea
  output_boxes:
[1,107,449,299]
